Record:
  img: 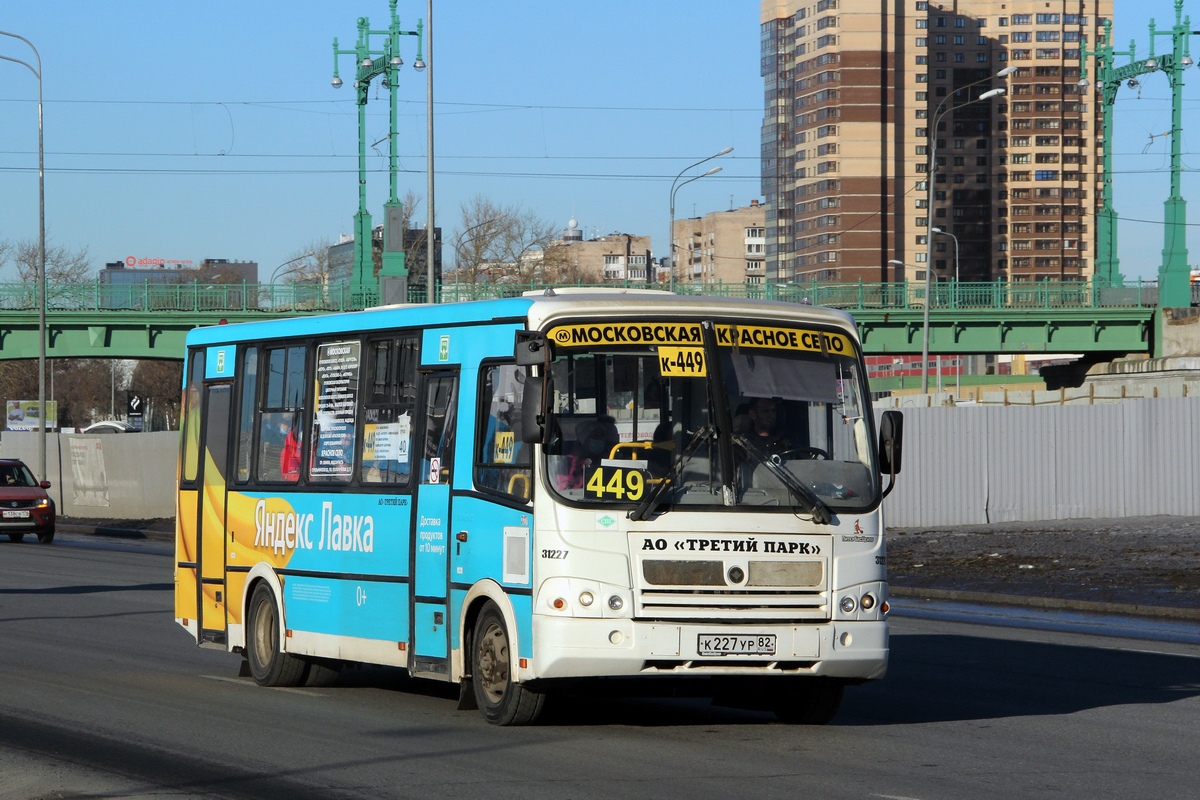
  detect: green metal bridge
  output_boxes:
[0,279,1161,361]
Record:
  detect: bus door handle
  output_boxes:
[456,531,468,555]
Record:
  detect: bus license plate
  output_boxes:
[2,510,29,519]
[697,634,776,657]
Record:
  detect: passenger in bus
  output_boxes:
[279,422,301,481]
[554,416,618,489]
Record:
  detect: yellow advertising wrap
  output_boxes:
[175,489,199,623]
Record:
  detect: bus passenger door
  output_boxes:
[197,383,233,645]
[411,369,458,676]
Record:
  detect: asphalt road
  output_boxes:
[2,533,1199,800]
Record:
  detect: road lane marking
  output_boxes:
[201,675,325,696]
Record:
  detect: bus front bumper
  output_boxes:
[529,616,887,681]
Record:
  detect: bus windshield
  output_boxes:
[543,318,878,515]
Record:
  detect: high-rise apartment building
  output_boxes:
[761,0,1109,285]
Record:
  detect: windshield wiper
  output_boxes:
[733,433,834,525]
[627,424,713,521]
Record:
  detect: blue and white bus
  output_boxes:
[174,289,903,725]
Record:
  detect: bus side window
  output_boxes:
[421,374,456,485]
[256,345,308,483]
[181,350,205,484]
[234,347,258,483]
[360,336,418,486]
[475,363,532,502]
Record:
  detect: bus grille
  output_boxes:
[635,558,829,621]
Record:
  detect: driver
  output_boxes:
[746,397,794,454]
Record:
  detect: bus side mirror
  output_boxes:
[878,410,903,475]
[514,330,548,367]
[521,373,545,444]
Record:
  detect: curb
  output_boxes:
[891,585,1200,622]
[58,522,173,542]
[94,526,174,541]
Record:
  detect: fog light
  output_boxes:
[728,566,745,584]
[607,595,624,611]
[860,593,876,611]
[609,630,624,644]
[840,631,853,647]
[840,596,857,614]
[579,592,594,607]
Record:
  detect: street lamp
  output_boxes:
[921,75,1009,393]
[1081,2,1197,308]
[1,31,46,481]
[886,259,907,308]
[930,227,959,391]
[930,227,959,283]
[331,2,424,306]
[270,252,320,285]
[669,147,733,288]
[269,251,320,309]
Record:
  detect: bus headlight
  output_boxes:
[840,596,857,614]
[607,595,624,611]
[860,593,876,611]
[579,592,594,607]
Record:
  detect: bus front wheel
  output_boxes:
[246,583,305,687]
[471,603,545,725]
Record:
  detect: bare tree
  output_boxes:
[130,360,183,430]
[453,195,563,286]
[0,358,116,430]
[8,239,92,283]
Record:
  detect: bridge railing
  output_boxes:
[0,281,371,313]
[0,278,1163,314]
[443,278,1160,310]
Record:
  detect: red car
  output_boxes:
[0,458,55,544]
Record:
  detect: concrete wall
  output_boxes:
[879,397,1200,527]
[0,431,177,520]
[5,396,1198,528]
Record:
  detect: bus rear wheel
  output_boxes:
[773,679,844,724]
[246,583,305,687]
[471,603,545,725]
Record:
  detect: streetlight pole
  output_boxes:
[1081,1,1196,307]
[669,147,732,289]
[931,226,959,282]
[922,73,1010,394]
[886,259,906,308]
[0,31,46,481]
[331,2,424,306]
[424,0,435,304]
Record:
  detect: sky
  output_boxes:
[0,0,1195,284]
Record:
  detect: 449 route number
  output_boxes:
[584,465,645,501]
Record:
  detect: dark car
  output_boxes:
[0,458,55,544]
